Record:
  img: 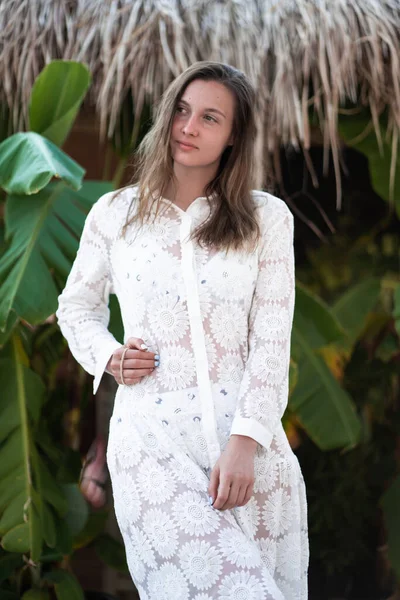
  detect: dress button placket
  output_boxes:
[179,213,221,468]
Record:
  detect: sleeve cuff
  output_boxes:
[93,340,123,395]
[230,416,273,451]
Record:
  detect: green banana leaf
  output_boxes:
[61,485,88,537]
[289,352,361,450]
[338,110,400,217]
[292,283,346,357]
[43,569,84,600]
[94,533,129,574]
[22,590,51,600]
[0,551,23,584]
[0,132,84,195]
[0,312,18,348]
[381,474,400,579]
[0,181,113,330]
[29,61,91,148]
[290,284,362,449]
[73,510,109,549]
[394,284,400,337]
[0,340,68,561]
[332,278,382,347]
[0,590,19,599]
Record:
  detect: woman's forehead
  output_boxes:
[180,80,235,112]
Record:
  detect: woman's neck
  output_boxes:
[164,163,217,210]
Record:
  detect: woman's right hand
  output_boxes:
[106,337,159,385]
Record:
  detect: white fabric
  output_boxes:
[56,185,309,599]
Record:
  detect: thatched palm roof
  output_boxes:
[1,0,400,206]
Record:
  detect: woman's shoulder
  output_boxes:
[251,189,293,223]
[87,185,139,238]
[94,184,139,213]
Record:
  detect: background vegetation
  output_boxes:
[0,60,399,599]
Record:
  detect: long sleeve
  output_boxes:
[229,200,295,450]
[55,192,122,395]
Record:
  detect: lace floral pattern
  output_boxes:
[56,186,309,599]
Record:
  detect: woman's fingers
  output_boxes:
[235,486,248,508]
[126,337,149,350]
[108,337,160,385]
[120,367,155,381]
[208,465,254,511]
[220,481,242,511]
[123,357,157,369]
[208,463,220,506]
[212,473,232,510]
[241,484,254,507]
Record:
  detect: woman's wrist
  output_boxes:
[229,434,258,452]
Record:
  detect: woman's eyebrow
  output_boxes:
[179,99,226,119]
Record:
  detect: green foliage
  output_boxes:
[0,59,126,598]
[338,108,400,217]
[293,193,400,585]
[290,284,362,449]
[29,60,92,147]
[43,569,84,600]
[22,590,51,600]
[332,278,382,347]
[94,534,129,574]
[0,132,84,195]
[0,180,113,336]
[381,475,400,580]
[0,58,399,598]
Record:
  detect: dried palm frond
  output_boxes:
[0,0,399,206]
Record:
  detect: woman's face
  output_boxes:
[170,79,235,170]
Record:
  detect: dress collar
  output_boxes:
[157,191,218,218]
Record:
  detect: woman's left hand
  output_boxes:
[208,435,258,511]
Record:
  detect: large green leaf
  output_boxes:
[94,533,129,573]
[33,455,68,518]
[73,510,109,549]
[1,523,30,553]
[0,311,18,348]
[0,590,19,599]
[289,351,362,450]
[394,283,400,337]
[22,590,51,600]
[0,181,113,329]
[332,278,382,347]
[61,484,88,537]
[338,110,400,217]
[0,132,84,195]
[44,569,84,600]
[0,492,26,535]
[0,430,24,480]
[290,285,362,449]
[0,338,67,562]
[292,284,346,358]
[0,350,43,558]
[381,475,400,579]
[29,61,91,148]
[0,552,23,584]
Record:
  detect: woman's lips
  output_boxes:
[177,141,198,150]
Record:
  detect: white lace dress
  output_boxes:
[56,185,309,600]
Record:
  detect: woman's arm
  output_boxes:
[56,192,122,395]
[229,197,296,451]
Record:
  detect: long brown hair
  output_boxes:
[115,61,262,253]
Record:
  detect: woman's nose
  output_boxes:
[182,115,198,136]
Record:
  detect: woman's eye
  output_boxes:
[204,115,216,122]
[176,106,185,113]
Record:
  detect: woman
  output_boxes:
[56,61,309,600]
